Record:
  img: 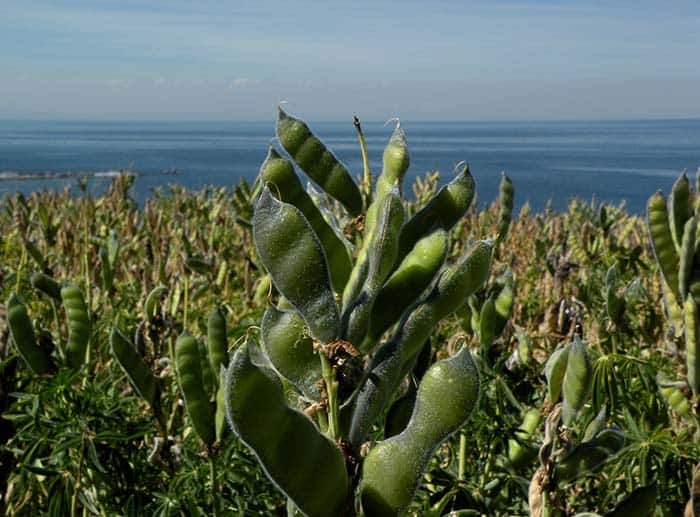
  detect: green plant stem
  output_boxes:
[209,453,221,517]
[320,352,339,440]
[83,207,92,372]
[183,275,190,330]
[353,116,371,206]
[15,245,26,293]
[458,430,467,481]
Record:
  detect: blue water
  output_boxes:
[1,119,699,213]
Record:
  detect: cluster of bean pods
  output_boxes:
[646,171,700,411]
[525,337,657,516]
[223,108,495,516]
[7,278,90,373]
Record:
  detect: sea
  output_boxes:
[1,119,699,214]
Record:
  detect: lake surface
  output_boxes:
[1,119,699,213]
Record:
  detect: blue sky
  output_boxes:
[1,1,699,120]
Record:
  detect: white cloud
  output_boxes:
[229,78,259,88]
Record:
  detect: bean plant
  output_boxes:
[223,108,494,516]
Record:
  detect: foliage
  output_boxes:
[0,123,697,516]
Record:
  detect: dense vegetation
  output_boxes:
[1,114,699,516]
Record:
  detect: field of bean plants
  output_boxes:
[1,109,699,516]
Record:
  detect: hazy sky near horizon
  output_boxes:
[2,1,699,121]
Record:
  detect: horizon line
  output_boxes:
[2,115,700,125]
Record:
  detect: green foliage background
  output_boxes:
[0,172,697,515]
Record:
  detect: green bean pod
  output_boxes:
[207,307,228,384]
[100,245,114,291]
[646,191,679,296]
[343,190,404,345]
[198,339,215,400]
[552,426,624,485]
[686,295,700,397]
[261,304,321,401]
[6,293,51,374]
[507,409,541,470]
[605,266,624,324]
[144,284,167,321]
[495,172,514,248]
[544,345,569,403]
[669,171,692,253]
[110,327,157,408]
[61,283,90,370]
[277,107,362,216]
[185,256,213,275]
[24,239,46,270]
[215,366,227,442]
[377,122,410,200]
[175,333,214,445]
[562,337,592,425]
[493,267,515,333]
[360,346,480,516]
[395,163,475,260]
[582,406,607,442]
[664,283,684,336]
[607,483,657,517]
[478,297,497,350]
[253,186,339,343]
[349,241,492,448]
[362,229,448,351]
[30,272,62,301]
[341,124,410,312]
[659,383,691,418]
[225,341,349,517]
[260,146,352,292]
[680,216,697,300]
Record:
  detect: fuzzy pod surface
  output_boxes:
[277,107,362,216]
[225,342,348,517]
[253,186,339,343]
[360,346,480,516]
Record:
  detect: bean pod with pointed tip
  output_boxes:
[495,172,514,249]
[6,293,51,374]
[110,327,157,408]
[144,284,167,321]
[680,216,697,300]
[362,228,448,351]
[360,346,480,516]
[544,345,569,403]
[343,190,404,345]
[253,186,339,343]
[30,272,62,301]
[260,146,352,292]
[277,107,362,216]
[562,337,592,425]
[225,342,349,517]
[342,124,410,310]
[349,241,492,448]
[396,163,475,260]
[669,171,692,253]
[175,333,214,446]
[207,307,228,383]
[61,283,90,370]
[647,191,679,296]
